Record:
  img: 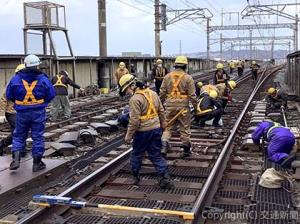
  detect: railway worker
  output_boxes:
[237,60,244,77]
[114,62,129,86]
[151,59,169,94]
[195,81,203,97]
[252,121,295,168]
[0,64,26,156]
[250,61,260,81]
[215,80,236,110]
[266,87,288,109]
[229,60,235,74]
[160,56,198,158]
[50,70,84,121]
[118,74,174,189]
[213,63,229,85]
[6,54,55,172]
[195,90,223,127]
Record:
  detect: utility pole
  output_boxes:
[220,33,223,60]
[249,30,252,59]
[207,19,210,60]
[179,40,182,54]
[295,14,298,51]
[154,0,161,57]
[98,0,107,57]
[230,42,233,59]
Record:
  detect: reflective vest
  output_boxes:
[229,62,235,68]
[202,84,218,95]
[216,72,226,83]
[155,67,166,80]
[196,96,212,116]
[266,122,282,139]
[53,75,67,88]
[135,88,158,121]
[167,72,188,99]
[15,80,45,105]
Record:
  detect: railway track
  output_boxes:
[9,64,286,224]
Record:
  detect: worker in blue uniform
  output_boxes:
[252,121,296,168]
[118,74,174,189]
[6,54,55,172]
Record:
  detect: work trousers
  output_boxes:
[268,136,295,163]
[252,70,258,80]
[197,108,223,125]
[162,106,191,146]
[237,67,243,77]
[50,95,71,120]
[131,128,168,176]
[155,79,163,94]
[12,109,46,157]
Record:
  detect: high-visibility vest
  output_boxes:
[135,88,158,121]
[167,72,188,99]
[266,122,282,139]
[155,67,166,80]
[53,75,67,88]
[196,96,212,116]
[15,80,45,105]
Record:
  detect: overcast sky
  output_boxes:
[0,0,298,56]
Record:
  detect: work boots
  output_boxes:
[159,173,174,190]
[181,143,192,159]
[280,154,296,169]
[161,141,169,158]
[9,151,20,170]
[32,156,46,172]
[132,173,140,185]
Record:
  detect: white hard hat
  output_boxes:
[24,54,41,67]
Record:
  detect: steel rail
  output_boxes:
[191,64,283,223]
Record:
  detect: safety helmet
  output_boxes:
[15,64,25,73]
[156,59,163,64]
[252,61,256,65]
[216,63,224,69]
[119,74,136,93]
[59,70,69,76]
[119,62,125,68]
[197,81,203,88]
[209,90,218,99]
[175,56,188,65]
[267,87,276,95]
[228,80,236,90]
[24,54,41,67]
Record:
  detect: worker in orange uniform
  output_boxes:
[118,74,174,189]
[213,63,229,85]
[114,62,129,87]
[215,80,236,110]
[160,56,198,158]
[0,64,26,156]
[151,59,169,94]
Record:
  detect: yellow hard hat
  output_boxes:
[119,74,135,93]
[268,87,276,95]
[197,81,203,88]
[15,64,25,73]
[209,90,218,99]
[228,80,236,90]
[216,63,224,69]
[252,61,256,65]
[156,59,162,64]
[119,62,125,68]
[175,56,188,65]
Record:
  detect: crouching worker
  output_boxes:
[118,74,174,189]
[252,121,295,168]
[6,54,55,172]
[266,87,288,109]
[195,90,223,127]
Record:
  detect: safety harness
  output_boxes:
[167,72,188,99]
[155,67,166,80]
[15,80,44,105]
[135,88,158,121]
[196,96,212,116]
[53,75,67,88]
